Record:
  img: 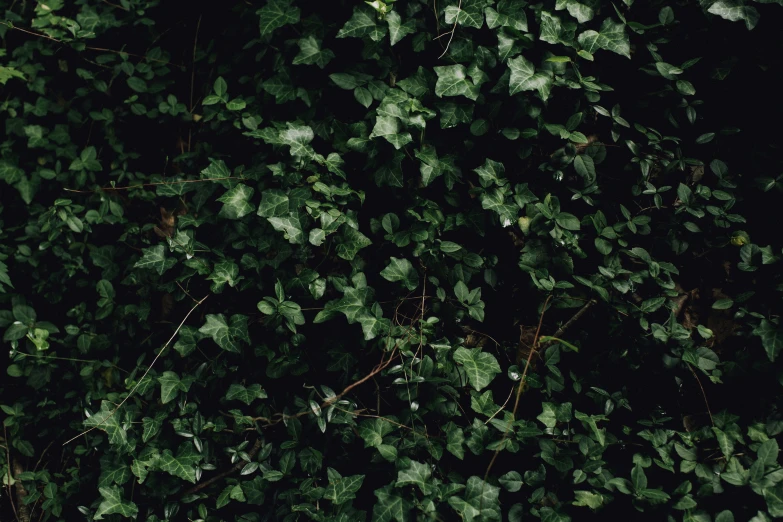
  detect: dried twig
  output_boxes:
[437,0,461,59]
[688,364,715,427]
[63,176,243,193]
[63,295,209,446]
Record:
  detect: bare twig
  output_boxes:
[4,426,18,522]
[0,21,185,67]
[63,176,243,194]
[688,364,715,427]
[180,438,263,497]
[437,0,461,59]
[63,295,209,446]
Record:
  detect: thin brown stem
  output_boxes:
[63,295,209,446]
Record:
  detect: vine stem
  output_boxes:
[62,295,209,446]
[480,297,596,510]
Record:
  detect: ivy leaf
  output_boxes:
[323,470,365,504]
[445,1,484,29]
[257,189,290,218]
[257,0,300,37]
[755,319,783,362]
[280,123,315,159]
[199,314,248,353]
[396,460,434,495]
[226,383,267,405]
[337,6,377,38]
[217,184,255,219]
[387,11,415,45]
[335,225,372,260]
[157,444,201,483]
[758,438,779,467]
[134,245,176,275]
[474,158,506,187]
[358,418,395,448]
[380,257,419,290]
[708,1,760,31]
[577,18,631,58]
[508,55,553,100]
[373,486,412,522]
[268,212,306,244]
[449,476,501,521]
[158,371,185,404]
[453,347,501,391]
[207,261,241,293]
[94,486,138,520]
[292,36,335,68]
[560,0,595,23]
[434,65,480,101]
[84,401,129,449]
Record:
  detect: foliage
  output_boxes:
[1,1,782,521]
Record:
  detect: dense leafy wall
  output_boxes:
[2,0,783,521]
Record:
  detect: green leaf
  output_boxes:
[758,438,779,467]
[126,76,147,93]
[257,189,289,218]
[217,184,256,219]
[387,10,415,46]
[94,486,138,520]
[556,212,581,231]
[577,18,631,58]
[708,1,759,31]
[358,418,394,448]
[335,226,372,260]
[449,476,501,521]
[337,6,377,38]
[632,463,647,491]
[445,2,484,28]
[396,460,434,494]
[257,0,300,37]
[158,444,201,483]
[508,55,553,100]
[324,470,365,504]
[134,245,176,275]
[158,371,184,404]
[292,36,335,69]
[755,319,783,362]
[712,298,734,310]
[373,486,411,522]
[434,65,480,101]
[380,257,418,290]
[268,213,305,244]
[199,314,248,353]
[226,383,267,405]
[713,427,735,459]
[573,490,604,508]
[84,401,129,448]
[453,347,501,391]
